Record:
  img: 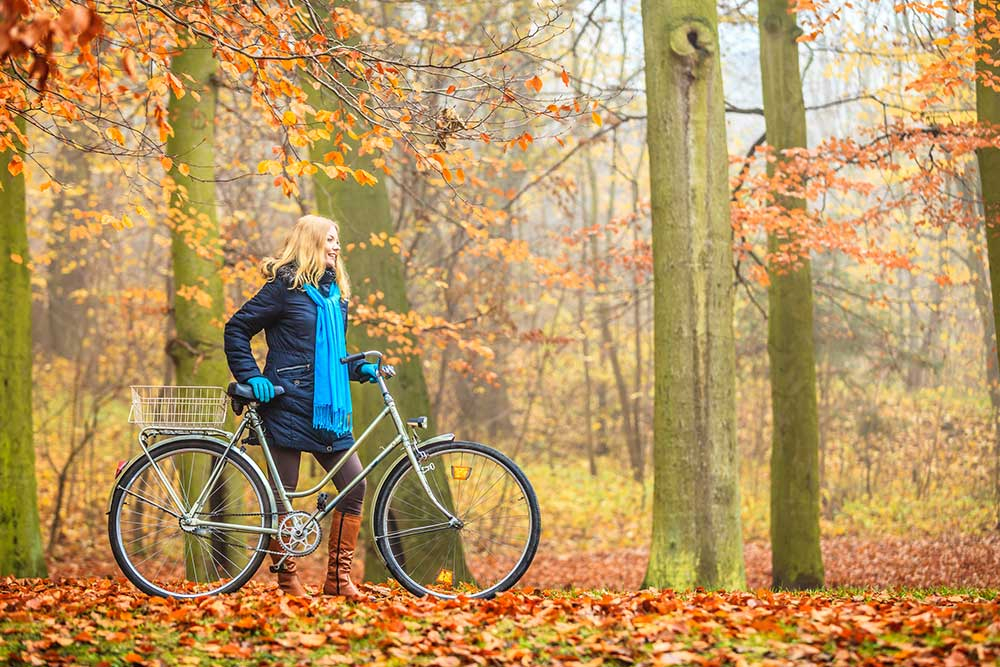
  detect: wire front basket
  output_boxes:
[129,386,228,428]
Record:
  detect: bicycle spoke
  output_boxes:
[110,443,269,598]
[376,444,538,599]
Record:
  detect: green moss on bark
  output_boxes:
[759,0,824,590]
[0,116,48,578]
[977,0,1000,393]
[640,0,745,590]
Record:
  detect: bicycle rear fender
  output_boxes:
[367,431,455,564]
[105,435,278,517]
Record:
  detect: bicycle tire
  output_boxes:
[372,441,540,599]
[108,439,271,598]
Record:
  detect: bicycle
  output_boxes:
[107,351,540,600]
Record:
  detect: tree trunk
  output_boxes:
[641,0,745,589]
[306,2,469,586]
[45,130,92,359]
[0,116,48,577]
[977,0,1000,413]
[759,0,824,589]
[166,39,240,579]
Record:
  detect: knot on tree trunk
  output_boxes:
[669,21,715,59]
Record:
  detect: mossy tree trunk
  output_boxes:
[759,0,825,589]
[0,116,48,577]
[166,40,239,579]
[978,0,1000,396]
[640,0,745,590]
[976,0,1000,527]
[305,2,469,587]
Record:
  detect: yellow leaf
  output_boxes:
[525,75,543,93]
[178,163,191,177]
[282,110,297,126]
[160,157,173,172]
[591,111,603,127]
[106,126,126,145]
[10,253,24,264]
[353,169,377,186]
[7,155,23,177]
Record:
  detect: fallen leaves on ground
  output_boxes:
[517,534,1000,592]
[46,535,1000,593]
[1,577,997,666]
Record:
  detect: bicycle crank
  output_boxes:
[277,511,322,556]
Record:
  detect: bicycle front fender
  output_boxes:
[367,431,456,552]
[105,435,278,519]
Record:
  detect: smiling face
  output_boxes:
[324,224,340,269]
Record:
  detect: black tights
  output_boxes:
[268,446,366,516]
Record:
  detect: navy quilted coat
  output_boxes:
[224,266,367,453]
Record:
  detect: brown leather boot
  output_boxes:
[323,510,368,601]
[269,519,308,596]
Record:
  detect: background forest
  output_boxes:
[2,0,1000,594]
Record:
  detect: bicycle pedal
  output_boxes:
[317,492,329,511]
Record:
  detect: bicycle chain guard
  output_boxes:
[277,511,322,556]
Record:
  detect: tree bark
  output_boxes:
[759,0,824,589]
[641,0,745,589]
[0,116,48,577]
[166,39,240,579]
[977,0,1000,412]
[45,129,92,359]
[306,2,469,586]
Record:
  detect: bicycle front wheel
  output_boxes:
[373,441,540,599]
[108,439,271,598]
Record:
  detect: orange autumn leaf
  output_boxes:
[7,155,23,177]
[353,168,378,186]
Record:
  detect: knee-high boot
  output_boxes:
[323,510,367,600]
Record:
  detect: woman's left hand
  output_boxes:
[359,363,379,383]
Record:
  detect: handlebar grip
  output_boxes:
[340,352,366,364]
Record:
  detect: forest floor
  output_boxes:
[1,577,997,666]
[2,535,999,665]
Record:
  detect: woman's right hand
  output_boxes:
[247,376,275,402]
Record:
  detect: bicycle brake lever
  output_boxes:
[380,364,396,379]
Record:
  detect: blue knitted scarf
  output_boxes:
[302,282,352,436]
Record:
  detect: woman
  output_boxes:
[224,214,378,599]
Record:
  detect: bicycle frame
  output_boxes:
[127,369,459,559]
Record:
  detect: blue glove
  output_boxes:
[247,376,275,402]
[359,363,379,383]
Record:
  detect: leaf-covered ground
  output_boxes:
[1,577,998,666]
[45,535,1000,592]
[15,534,1000,665]
[521,535,1000,592]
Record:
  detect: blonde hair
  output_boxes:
[261,215,352,298]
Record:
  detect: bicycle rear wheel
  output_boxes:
[108,439,271,598]
[372,441,540,599]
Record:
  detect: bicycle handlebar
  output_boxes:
[340,350,384,365]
